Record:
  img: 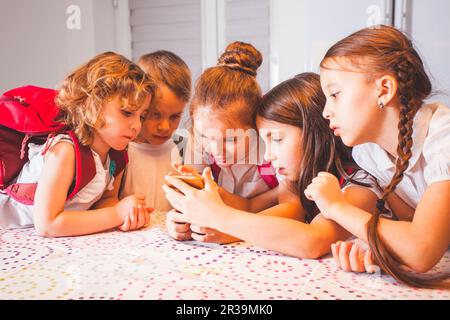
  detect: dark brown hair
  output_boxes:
[190,41,263,126]
[321,25,449,288]
[138,50,191,103]
[257,72,359,223]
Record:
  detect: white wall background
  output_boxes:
[1,0,449,104]
[0,0,130,93]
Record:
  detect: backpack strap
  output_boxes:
[3,183,38,205]
[66,133,128,199]
[5,132,128,205]
[257,162,279,189]
[206,154,221,182]
[108,148,128,177]
[66,131,96,200]
[339,166,356,187]
[4,131,97,204]
[208,153,278,189]
[210,162,221,182]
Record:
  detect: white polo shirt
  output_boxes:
[351,103,450,209]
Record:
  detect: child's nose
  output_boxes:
[130,117,141,133]
[264,148,276,163]
[322,102,333,119]
[158,119,170,131]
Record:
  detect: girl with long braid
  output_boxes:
[305,25,450,288]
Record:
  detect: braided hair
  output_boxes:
[321,25,449,288]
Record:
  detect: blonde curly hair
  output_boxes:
[55,51,155,146]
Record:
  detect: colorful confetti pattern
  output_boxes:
[1,211,449,299]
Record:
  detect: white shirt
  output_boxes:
[352,103,450,208]
[183,136,272,198]
[120,140,181,211]
[216,164,272,198]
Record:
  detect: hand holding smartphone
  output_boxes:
[167,174,205,190]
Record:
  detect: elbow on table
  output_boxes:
[406,252,442,274]
[403,241,445,274]
[407,259,436,274]
[292,234,330,260]
[34,221,61,238]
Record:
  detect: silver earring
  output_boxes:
[378,101,385,109]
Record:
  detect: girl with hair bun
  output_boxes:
[165,42,288,244]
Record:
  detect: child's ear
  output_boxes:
[376,75,398,107]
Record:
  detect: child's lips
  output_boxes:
[330,125,340,133]
[123,135,133,140]
[153,134,170,140]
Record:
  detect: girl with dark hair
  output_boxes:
[305,25,450,288]
[163,72,377,259]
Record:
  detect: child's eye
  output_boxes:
[330,91,340,99]
[170,115,181,121]
[152,112,162,120]
[121,110,133,117]
[272,138,282,143]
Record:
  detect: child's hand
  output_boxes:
[166,209,193,241]
[171,162,201,177]
[190,224,240,244]
[162,167,226,229]
[331,239,378,273]
[115,194,152,231]
[304,172,347,219]
[118,204,153,231]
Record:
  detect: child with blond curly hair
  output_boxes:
[0,52,155,237]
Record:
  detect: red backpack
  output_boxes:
[0,85,127,205]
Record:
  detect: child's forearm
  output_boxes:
[218,187,252,211]
[259,202,303,220]
[91,195,119,209]
[218,187,279,213]
[214,207,328,259]
[36,207,121,237]
[329,203,434,270]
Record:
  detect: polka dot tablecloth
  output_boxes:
[1,211,449,300]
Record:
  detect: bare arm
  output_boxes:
[197,181,296,244]
[218,186,279,212]
[328,181,450,272]
[217,185,376,258]
[259,180,303,219]
[33,143,122,237]
[164,172,378,258]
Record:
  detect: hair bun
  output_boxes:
[217,41,262,77]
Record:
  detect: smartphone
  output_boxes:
[168,174,205,190]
